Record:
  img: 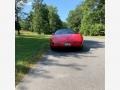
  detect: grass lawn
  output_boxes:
[15,31,50,85]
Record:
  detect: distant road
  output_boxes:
[16,37,105,90]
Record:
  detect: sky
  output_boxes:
[22,0,83,21]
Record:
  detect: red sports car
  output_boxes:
[50,29,83,50]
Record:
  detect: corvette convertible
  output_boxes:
[50,29,83,50]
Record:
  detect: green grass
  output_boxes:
[15,31,50,85]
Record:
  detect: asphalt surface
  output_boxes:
[16,37,105,90]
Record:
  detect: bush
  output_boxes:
[90,24,105,36]
[80,23,105,36]
[80,23,91,36]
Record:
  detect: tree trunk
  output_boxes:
[18,29,20,35]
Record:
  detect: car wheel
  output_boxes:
[79,45,84,50]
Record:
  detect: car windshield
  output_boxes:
[55,29,75,35]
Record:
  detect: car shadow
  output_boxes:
[43,39,105,59]
[50,39,104,53]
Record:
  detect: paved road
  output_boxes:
[16,37,105,90]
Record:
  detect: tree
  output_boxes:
[32,0,42,34]
[40,4,49,34]
[19,0,63,34]
[47,6,63,34]
[67,5,82,32]
[67,0,105,36]
[31,5,63,34]
[80,0,105,36]
[62,21,68,28]
[28,11,34,32]
[15,0,27,35]
[32,0,49,34]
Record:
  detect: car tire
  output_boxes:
[79,45,84,50]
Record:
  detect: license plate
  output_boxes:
[64,43,71,46]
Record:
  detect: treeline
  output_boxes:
[16,0,105,36]
[67,0,105,36]
[19,0,64,34]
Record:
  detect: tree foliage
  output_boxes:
[47,6,63,34]
[15,0,27,35]
[31,0,45,34]
[67,5,82,33]
[67,0,105,36]
[27,0,63,34]
[17,0,105,36]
